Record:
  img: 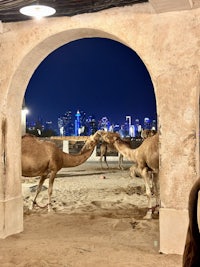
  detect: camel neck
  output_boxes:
[62,147,94,167]
[114,140,136,162]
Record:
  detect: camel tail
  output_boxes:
[183,178,200,267]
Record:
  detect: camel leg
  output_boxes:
[100,155,109,169]
[142,168,153,220]
[118,154,124,170]
[104,155,109,169]
[100,145,109,169]
[30,175,47,210]
[130,166,153,219]
[152,173,160,214]
[100,156,103,169]
[129,165,140,178]
[47,172,56,212]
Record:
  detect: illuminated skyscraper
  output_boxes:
[75,110,81,136]
[144,117,150,129]
[58,110,74,136]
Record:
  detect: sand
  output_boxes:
[0,161,182,267]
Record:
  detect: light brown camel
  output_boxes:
[22,132,99,211]
[99,136,135,170]
[80,130,103,153]
[98,131,135,170]
[183,178,200,267]
[99,130,156,169]
[99,130,159,219]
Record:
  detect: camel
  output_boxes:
[99,130,159,219]
[99,136,135,170]
[183,178,200,267]
[98,131,138,169]
[99,142,123,169]
[22,132,99,211]
[80,130,102,153]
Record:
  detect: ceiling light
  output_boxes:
[19,5,56,19]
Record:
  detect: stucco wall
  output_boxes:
[0,3,199,254]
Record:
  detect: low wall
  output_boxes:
[62,140,120,162]
[50,136,143,162]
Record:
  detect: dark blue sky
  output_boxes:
[25,37,156,127]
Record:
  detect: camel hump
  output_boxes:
[22,133,37,139]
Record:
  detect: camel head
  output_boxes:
[99,131,120,144]
[80,131,102,152]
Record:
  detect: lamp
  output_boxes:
[21,99,29,135]
[19,4,56,19]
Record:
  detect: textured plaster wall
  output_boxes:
[0,2,199,252]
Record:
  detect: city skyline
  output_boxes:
[26,108,156,127]
[25,37,157,127]
[26,108,156,136]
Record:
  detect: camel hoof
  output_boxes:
[48,209,54,213]
[29,201,35,210]
[152,204,160,215]
[143,212,152,220]
[129,173,135,179]
[153,208,159,215]
[48,204,54,213]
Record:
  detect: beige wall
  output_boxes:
[0,2,199,254]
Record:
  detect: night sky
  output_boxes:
[25,37,156,128]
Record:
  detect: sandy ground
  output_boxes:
[0,161,182,267]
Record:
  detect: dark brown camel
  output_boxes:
[183,178,200,267]
[141,129,157,139]
[22,133,98,211]
[99,141,123,169]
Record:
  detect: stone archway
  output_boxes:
[3,27,154,238]
[0,6,199,255]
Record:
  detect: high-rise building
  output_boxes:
[86,115,98,135]
[98,116,110,131]
[134,119,142,137]
[45,121,53,130]
[75,110,81,136]
[144,117,150,129]
[151,119,157,130]
[58,110,74,136]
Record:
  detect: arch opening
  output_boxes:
[22,36,158,221]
